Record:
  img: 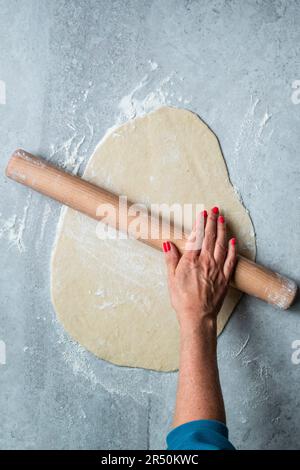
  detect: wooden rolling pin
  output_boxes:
[6,149,298,309]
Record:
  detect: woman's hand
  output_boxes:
[166,207,236,427]
[163,207,237,333]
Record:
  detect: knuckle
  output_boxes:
[184,250,196,261]
[227,260,235,270]
[216,240,227,252]
[209,232,217,242]
[202,251,211,263]
[201,253,216,273]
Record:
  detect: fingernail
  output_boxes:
[202,210,208,218]
[212,206,219,215]
[218,215,225,224]
[231,237,237,246]
[163,241,171,252]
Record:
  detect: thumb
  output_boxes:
[162,241,180,279]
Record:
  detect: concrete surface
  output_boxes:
[0,0,300,450]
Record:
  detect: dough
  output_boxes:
[51,107,255,371]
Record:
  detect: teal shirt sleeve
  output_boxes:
[166,419,235,450]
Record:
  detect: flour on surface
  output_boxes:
[0,193,31,252]
[258,111,272,138]
[233,96,274,193]
[148,59,158,71]
[49,134,86,175]
[53,316,175,405]
[39,202,53,241]
[232,334,250,358]
[241,355,272,409]
[116,62,191,124]
[49,80,94,175]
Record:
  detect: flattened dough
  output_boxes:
[51,107,256,371]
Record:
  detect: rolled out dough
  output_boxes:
[51,107,256,371]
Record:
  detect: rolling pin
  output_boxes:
[6,149,298,309]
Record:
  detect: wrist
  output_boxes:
[179,318,217,359]
[178,313,217,339]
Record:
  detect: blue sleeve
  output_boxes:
[166,419,235,450]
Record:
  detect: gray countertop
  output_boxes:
[0,0,299,449]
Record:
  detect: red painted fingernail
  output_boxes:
[202,210,208,218]
[218,215,225,224]
[231,237,237,246]
[212,206,219,215]
[163,241,171,252]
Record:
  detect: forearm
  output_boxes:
[173,317,225,428]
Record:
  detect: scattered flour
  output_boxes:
[52,313,176,405]
[49,113,94,176]
[48,62,190,184]
[232,334,250,358]
[49,80,94,175]
[116,61,191,125]
[233,96,273,193]
[0,193,31,252]
[39,202,53,241]
[117,74,175,122]
[85,114,94,141]
[265,274,297,309]
[258,111,272,138]
[49,134,86,175]
[148,59,158,71]
[241,355,272,409]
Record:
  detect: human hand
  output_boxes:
[163,207,237,333]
